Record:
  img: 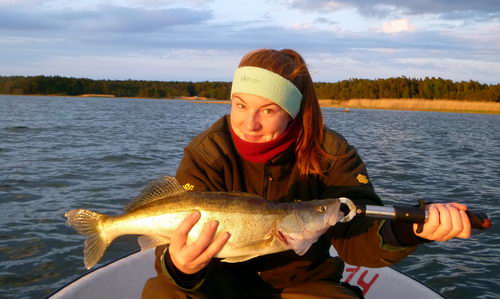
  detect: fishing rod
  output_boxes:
[338,198,492,231]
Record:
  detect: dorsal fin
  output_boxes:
[214,191,262,199]
[125,176,186,212]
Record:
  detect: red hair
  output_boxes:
[238,49,328,178]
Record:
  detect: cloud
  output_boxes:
[290,0,346,12]
[0,10,60,30]
[380,18,415,34]
[87,6,212,33]
[308,53,500,84]
[314,17,337,25]
[0,0,213,8]
[0,6,492,58]
[131,0,214,7]
[289,0,500,20]
[0,0,47,5]
[0,6,212,33]
[0,49,241,81]
[0,2,497,84]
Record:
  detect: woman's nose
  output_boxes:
[246,113,261,131]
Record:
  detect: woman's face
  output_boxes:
[230,93,291,143]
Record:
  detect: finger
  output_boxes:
[171,211,200,251]
[415,204,439,238]
[442,204,463,241]
[432,204,452,241]
[193,231,231,265]
[449,202,471,238]
[457,209,472,239]
[184,220,220,260]
[449,202,468,211]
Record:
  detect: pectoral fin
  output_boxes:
[138,235,170,250]
[219,236,286,263]
[228,238,272,251]
[220,254,260,263]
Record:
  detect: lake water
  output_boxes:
[0,95,498,298]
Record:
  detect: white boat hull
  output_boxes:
[51,248,442,298]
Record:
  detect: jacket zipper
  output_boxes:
[264,161,273,199]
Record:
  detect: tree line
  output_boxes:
[0,75,498,102]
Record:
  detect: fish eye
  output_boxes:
[316,205,327,213]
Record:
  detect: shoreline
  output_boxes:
[2,94,498,114]
[318,98,500,115]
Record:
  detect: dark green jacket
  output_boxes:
[166,115,416,289]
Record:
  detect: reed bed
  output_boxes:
[319,99,500,114]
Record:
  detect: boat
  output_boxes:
[50,247,443,298]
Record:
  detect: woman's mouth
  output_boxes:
[243,134,264,142]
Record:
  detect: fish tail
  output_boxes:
[65,209,111,269]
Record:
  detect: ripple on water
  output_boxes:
[0,262,62,292]
[2,193,43,203]
[2,126,50,136]
[1,97,498,298]
[0,184,20,192]
[2,125,32,132]
[47,180,83,188]
[0,242,43,260]
[97,153,156,162]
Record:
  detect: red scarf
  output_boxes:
[229,121,300,163]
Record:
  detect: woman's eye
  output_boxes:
[262,109,274,115]
[236,103,245,109]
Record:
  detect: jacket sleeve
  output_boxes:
[175,126,237,193]
[320,134,417,268]
[175,146,223,192]
[152,137,229,291]
[152,245,207,291]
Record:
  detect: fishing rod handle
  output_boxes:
[359,205,491,230]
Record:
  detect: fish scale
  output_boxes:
[66,176,343,269]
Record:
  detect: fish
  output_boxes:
[65,176,343,269]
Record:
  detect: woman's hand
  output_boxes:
[414,203,471,241]
[169,211,231,274]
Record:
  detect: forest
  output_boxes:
[0,75,498,102]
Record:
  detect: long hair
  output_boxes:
[238,49,328,178]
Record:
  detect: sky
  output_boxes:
[0,0,499,84]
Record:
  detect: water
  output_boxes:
[0,95,498,298]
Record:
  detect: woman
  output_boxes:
[142,49,471,298]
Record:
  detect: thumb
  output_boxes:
[449,202,468,211]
